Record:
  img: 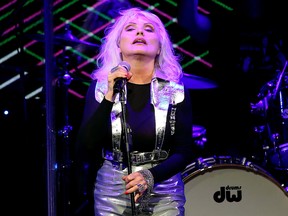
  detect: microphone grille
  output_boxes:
[119,61,131,72]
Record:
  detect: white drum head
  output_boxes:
[184,164,288,216]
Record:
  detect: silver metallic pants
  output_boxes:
[94,160,186,215]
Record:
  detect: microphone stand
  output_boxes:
[118,87,137,215]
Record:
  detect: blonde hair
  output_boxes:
[91,7,183,82]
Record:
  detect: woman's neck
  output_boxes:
[126,58,155,84]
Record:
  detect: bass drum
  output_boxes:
[182,156,288,216]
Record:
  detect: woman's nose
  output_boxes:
[137,30,144,35]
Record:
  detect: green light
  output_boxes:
[182,51,209,69]
[211,0,234,11]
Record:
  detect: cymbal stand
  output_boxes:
[272,60,287,100]
[56,46,73,216]
[269,60,287,168]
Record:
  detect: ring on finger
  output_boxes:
[136,183,145,193]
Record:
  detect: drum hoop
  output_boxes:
[183,163,288,197]
[278,143,288,149]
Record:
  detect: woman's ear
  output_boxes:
[157,44,161,55]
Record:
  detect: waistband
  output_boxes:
[102,149,168,166]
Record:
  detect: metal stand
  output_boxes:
[43,1,57,216]
[272,61,287,100]
[119,88,137,215]
[56,47,73,216]
[269,61,288,168]
[43,24,97,216]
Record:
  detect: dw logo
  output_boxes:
[213,186,242,203]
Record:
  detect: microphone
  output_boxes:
[113,61,131,93]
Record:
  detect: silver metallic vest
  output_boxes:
[95,76,184,165]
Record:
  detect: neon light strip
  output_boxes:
[211,0,233,11]
[84,4,112,21]
[165,0,177,7]
[0,49,20,64]
[182,51,210,69]
[26,81,85,100]
[80,71,91,79]
[11,3,100,64]
[3,4,89,99]
[164,0,210,14]
[24,85,85,99]
[1,0,63,37]
[31,1,112,67]
[69,54,98,73]
[1,1,213,99]
[135,0,212,68]
[176,46,212,68]
[81,21,111,41]
[67,19,103,42]
[54,0,107,31]
[38,6,210,74]
[25,87,43,99]
[164,19,177,28]
[174,35,211,68]
[197,6,210,15]
[135,0,211,67]
[68,89,84,99]
[57,1,111,42]
[0,0,17,12]
[0,0,34,16]
[176,35,191,45]
[0,72,28,90]
[136,0,173,20]
[32,1,107,66]
[0,49,84,99]
[0,0,86,66]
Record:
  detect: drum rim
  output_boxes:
[183,163,288,197]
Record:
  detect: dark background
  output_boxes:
[0,0,287,215]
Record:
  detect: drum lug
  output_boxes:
[196,157,210,169]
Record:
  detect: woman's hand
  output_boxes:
[122,171,147,202]
[105,65,132,101]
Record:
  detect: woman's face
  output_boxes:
[118,15,161,59]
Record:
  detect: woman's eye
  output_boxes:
[124,25,154,32]
[144,26,154,32]
[145,28,153,32]
[126,27,135,31]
